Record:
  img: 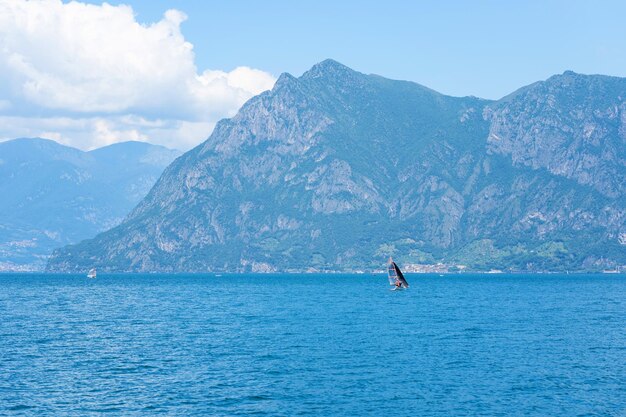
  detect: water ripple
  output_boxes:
[0,273,624,416]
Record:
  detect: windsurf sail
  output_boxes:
[87,268,96,279]
[387,257,409,288]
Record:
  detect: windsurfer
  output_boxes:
[388,257,409,290]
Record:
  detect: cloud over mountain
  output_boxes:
[0,0,276,150]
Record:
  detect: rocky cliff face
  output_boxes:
[47,60,626,272]
[485,71,626,198]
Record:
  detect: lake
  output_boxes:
[0,273,624,416]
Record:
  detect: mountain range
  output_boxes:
[0,139,180,271]
[47,60,626,273]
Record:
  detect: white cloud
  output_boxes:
[93,119,149,148]
[0,0,276,150]
[0,115,213,151]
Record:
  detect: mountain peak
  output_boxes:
[0,137,85,162]
[89,140,173,153]
[312,58,349,70]
[301,59,358,80]
[1,137,68,149]
[273,72,298,89]
[546,70,583,83]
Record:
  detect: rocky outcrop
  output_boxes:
[485,71,626,198]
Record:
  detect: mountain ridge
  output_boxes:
[46,61,626,273]
[0,138,181,271]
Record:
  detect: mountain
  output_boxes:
[0,138,181,271]
[47,60,626,273]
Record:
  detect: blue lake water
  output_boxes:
[0,273,624,416]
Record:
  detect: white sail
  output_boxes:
[87,268,96,279]
[387,258,398,285]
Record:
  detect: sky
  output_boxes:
[0,0,625,151]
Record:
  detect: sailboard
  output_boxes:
[387,257,409,290]
[87,268,97,279]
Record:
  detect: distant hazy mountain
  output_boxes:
[0,138,180,271]
[47,60,626,273]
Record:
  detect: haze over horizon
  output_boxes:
[1,0,625,151]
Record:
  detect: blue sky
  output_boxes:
[94,0,626,99]
[1,0,624,150]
